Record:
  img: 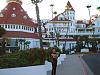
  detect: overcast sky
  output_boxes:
[0,0,100,20]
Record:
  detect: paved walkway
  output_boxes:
[47,54,94,75]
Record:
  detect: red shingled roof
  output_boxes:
[51,13,71,21]
[0,2,37,27]
[2,31,39,39]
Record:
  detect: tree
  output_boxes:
[0,27,6,37]
[31,0,43,49]
[97,6,100,11]
[53,11,57,17]
[0,27,6,55]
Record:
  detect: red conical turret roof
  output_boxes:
[0,0,37,27]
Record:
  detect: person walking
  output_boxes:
[50,48,59,75]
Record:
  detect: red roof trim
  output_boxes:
[2,31,39,39]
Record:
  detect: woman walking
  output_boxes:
[50,48,59,75]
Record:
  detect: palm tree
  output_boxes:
[97,6,100,11]
[86,5,91,20]
[53,11,57,17]
[31,0,43,49]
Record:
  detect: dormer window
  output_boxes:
[12,7,16,10]
[59,17,64,21]
[5,8,8,10]
[11,13,16,17]
[23,16,27,19]
[21,9,23,12]
[0,13,4,17]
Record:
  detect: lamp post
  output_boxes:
[92,23,95,37]
[31,0,43,48]
[50,4,54,19]
[86,5,91,20]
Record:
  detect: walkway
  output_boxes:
[47,54,94,75]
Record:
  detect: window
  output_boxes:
[71,23,72,26]
[0,13,3,17]
[11,13,16,17]
[21,9,23,12]
[22,26,23,29]
[98,29,100,32]
[8,25,10,28]
[23,16,27,19]
[59,17,64,21]
[70,17,72,20]
[68,16,69,19]
[11,25,12,28]
[5,25,7,28]
[5,8,7,10]
[28,27,29,30]
[30,28,31,31]
[32,28,33,31]
[16,26,18,29]
[19,25,20,29]
[46,28,48,31]
[24,26,25,30]
[13,25,15,29]
[26,27,28,30]
[12,7,16,10]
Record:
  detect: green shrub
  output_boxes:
[0,48,46,69]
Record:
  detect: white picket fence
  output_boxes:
[0,54,66,75]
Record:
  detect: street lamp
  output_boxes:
[92,23,95,37]
[31,0,43,48]
[86,5,91,20]
[50,4,54,19]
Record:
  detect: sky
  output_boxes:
[0,0,100,20]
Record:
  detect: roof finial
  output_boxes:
[6,0,22,5]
